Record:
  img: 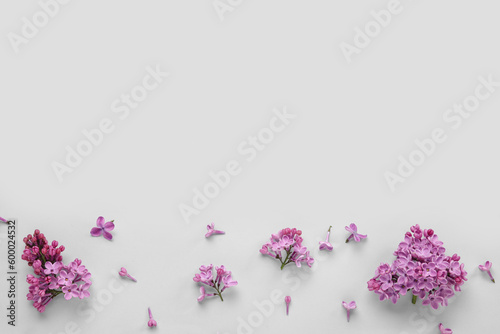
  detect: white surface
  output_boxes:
[1,1,499,333]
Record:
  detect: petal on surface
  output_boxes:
[90,227,103,237]
[104,221,115,231]
[96,216,105,228]
[103,230,113,240]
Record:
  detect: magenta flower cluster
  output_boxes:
[22,230,92,313]
[193,264,238,302]
[260,228,314,270]
[367,225,467,309]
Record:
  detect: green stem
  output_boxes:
[412,295,417,304]
[280,249,292,270]
[49,289,63,298]
[213,282,224,302]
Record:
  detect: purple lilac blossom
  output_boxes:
[260,228,314,270]
[367,225,467,309]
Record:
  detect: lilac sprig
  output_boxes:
[22,230,91,312]
[193,264,237,302]
[26,259,92,312]
[260,228,314,270]
[367,225,467,309]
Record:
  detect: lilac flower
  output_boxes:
[422,293,444,310]
[439,323,453,334]
[205,223,225,238]
[285,296,291,315]
[44,262,62,275]
[62,284,79,300]
[478,261,495,283]
[148,307,157,327]
[319,226,333,251]
[76,283,91,299]
[193,264,237,302]
[119,267,137,282]
[90,216,115,240]
[58,270,76,286]
[367,225,467,309]
[22,230,92,312]
[345,223,367,243]
[342,301,356,322]
[260,228,314,270]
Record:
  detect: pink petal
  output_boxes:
[103,230,113,240]
[103,221,115,231]
[349,223,357,232]
[90,227,103,237]
[96,216,105,228]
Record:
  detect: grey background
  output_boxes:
[0,1,499,333]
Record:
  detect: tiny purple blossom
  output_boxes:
[62,284,79,300]
[478,261,495,283]
[285,296,291,315]
[44,261,62,275]
[77,283,91,299]
[90,216,115,240]
[148,307,157,327]
[319,226,333,251]
[205,223,225,238]
[345,223,367,243]
[439,323,453,334]
[58,270,76,286]
[342,301,356,322]
[119,267,137,282]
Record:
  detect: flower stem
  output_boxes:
[219,293,224,302]
[412,295,417,304]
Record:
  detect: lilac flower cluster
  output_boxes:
[367,225,467,309]
[22,230,92,312]
[260,228,314,270]
[193,264,238,302]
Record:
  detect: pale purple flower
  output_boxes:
[285,296,291,315]
[319,226,333,251]
[478,261,495,283]
[148,307,157,327]
[205,223,225,238]
[90,216,115,240]
[58,270,76,286]
[44,261,62,275]
[422,294,444,310]
[342,301,356,322]
[62,284,79,300]
[77,283,91,299]
[119,267,137,282]
[345,223,367,243]
[439,323,453,334]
